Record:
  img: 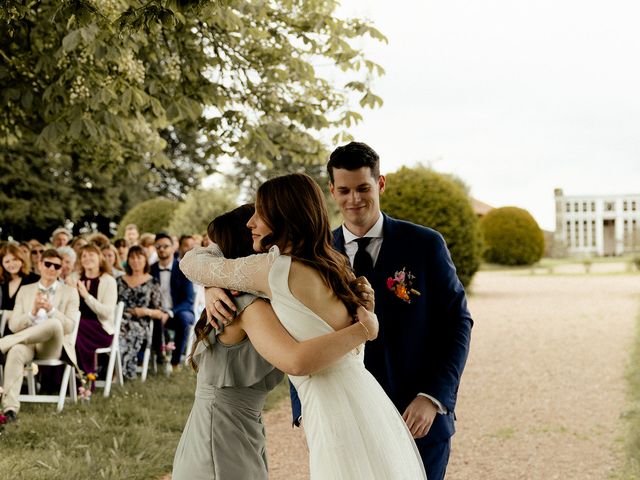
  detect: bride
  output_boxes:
[180,173,426,479]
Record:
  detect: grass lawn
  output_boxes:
[0,368,289,480]
[622,307,640,478]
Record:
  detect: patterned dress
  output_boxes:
[116,276,165,379]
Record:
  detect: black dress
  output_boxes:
[0,272,39,335]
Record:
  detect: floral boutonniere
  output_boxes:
[386,268,421,303]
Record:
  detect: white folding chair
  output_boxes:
[19,311,81,413]
[136,319,153,382]
[94,302,124,397]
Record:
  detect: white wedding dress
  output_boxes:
[181,246,426,480]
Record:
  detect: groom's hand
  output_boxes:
[402,396,437,439]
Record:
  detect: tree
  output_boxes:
[1,0,385,239]
[116,197,179,237]
[380,166,482,287]
[167,186,239,236]
[480,207,545,266]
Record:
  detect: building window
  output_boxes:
[566,202,571,213]
[591,221,596,247]
[575,221,580,247]
[624,201,628,211]
[583,220,588,247]
[566,221,572,247]
[605,202,614,212]
[633,201,637,211]
[575,202,579,212]
[591,202,595,212]
[582,202,587,212]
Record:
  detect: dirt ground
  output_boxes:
[263,270,640,480]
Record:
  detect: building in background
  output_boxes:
[554,189,640,256]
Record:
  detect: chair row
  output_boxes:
[0,301,155,413]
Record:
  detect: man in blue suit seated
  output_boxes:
[150,232,195,369]
[290,142,473,480]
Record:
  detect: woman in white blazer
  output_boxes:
[73,243,117,378]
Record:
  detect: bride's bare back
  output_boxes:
[288,261,353,332]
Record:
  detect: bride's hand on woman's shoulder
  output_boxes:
[356,306,378,341]
[352,276,375,312]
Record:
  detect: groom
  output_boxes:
[290,142,473,479]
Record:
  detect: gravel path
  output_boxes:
[264,270,639,480]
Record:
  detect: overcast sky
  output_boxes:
[335,0,640,230]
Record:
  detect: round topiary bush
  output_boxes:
[380,166,482,287]
[480,206,544,265]
[117,198,179,236]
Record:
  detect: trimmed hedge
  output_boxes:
[167,188,238,236]
[380,166,482,287]
[480,206,544,265]
[117,198,179,236]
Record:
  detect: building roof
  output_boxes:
[471,197,494,216]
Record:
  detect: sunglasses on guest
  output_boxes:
[31,248,44,255]
[43,260,62,270]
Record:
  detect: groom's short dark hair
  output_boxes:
[327,141,380,183]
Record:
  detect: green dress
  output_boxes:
[172,294,283,480]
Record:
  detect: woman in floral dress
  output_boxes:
[116,246,168,379]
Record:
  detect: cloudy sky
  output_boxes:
[336,0,640,230]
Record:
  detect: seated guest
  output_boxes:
[73,244,117,380]
[18,242,31,261]
[177,235,196,260]
[101,244,125,278]
[139,233,157,265]
[57,246,77,284]
[150,233,195,369]
[28,240,45,275]
[70,236,88,256]
[0,243,39,335]
[124,224,140,247]
[116,246,168,379]
[113,238,128,267]
[0,249,79,422]
[51,227,72,248]
[87,232,110,249]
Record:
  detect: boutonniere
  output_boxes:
[386,268,421,303]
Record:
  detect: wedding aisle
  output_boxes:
[224,269,639,480]
[448,270,638,479]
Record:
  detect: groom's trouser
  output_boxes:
[417,438,451,480]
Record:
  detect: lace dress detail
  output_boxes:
[180,245,279,297]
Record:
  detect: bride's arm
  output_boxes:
[180,246,273,298]
[238,300,377,376]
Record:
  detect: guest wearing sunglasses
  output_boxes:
[0,249,79,423]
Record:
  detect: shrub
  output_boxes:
[168,187,239,236]
[380,166,482,287]
[117,198,179,236]
[480,206,544,265]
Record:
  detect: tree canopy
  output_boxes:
[1,0,385,240]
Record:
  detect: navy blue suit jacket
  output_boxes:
[150,258,195,317]
[290,213,473,445]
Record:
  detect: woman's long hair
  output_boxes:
[256,173,360,315]
[188,204,256,372]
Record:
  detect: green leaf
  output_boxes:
[62,30,81,52]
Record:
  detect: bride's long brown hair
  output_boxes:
[256,173,360,315]
[188,204,256,372]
